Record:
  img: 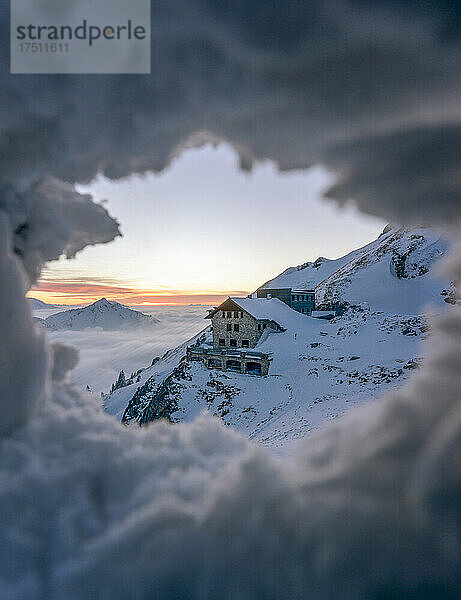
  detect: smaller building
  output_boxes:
[256,287,315,314]
[256,287,292,306]
[290,290,316,314]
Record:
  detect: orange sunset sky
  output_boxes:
[29,273,247,306]
[28,145,385,306]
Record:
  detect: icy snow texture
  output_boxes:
[0,1,461,598]
[2,178,120,283]
[50,343,80,383]
[0,216,47,436]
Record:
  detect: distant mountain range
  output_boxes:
[36,298,159,331]
[28,298,61,309]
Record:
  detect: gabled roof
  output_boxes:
[207,296,307,330]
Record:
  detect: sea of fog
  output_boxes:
[33,305,208,395]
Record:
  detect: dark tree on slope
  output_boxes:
[111,370,127,393]
[138,374,179,425]
[122,359,191,425]
[121,373,179,425]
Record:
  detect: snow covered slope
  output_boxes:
[264,226,451,313]
[262,252,356,291]
[44,298,159,331]
[104,227,455,449]
[315,227,451,312]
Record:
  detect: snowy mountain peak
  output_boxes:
[92,297,113,308]
[265,227,451,313]
[88,298,122,310]
[43,298,159,331]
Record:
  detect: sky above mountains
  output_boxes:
[31,144,385,305]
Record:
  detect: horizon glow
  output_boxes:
[32,144,386,306]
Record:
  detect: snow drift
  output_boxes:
[1,1,461,598]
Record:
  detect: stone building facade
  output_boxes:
[207,298,282,349]
[192,296,302,376]
[187,346,271,376]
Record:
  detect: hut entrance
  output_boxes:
[246,362,262,375]
[208,358,222,369]
[226,359,241,372]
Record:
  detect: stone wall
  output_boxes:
[212,310,264,348]
[187,347,271,376]
[206,353,270,376]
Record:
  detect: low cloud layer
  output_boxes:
[0,1,461,598]
[41,305,208,394]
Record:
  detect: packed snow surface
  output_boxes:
[106,305,437,447]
